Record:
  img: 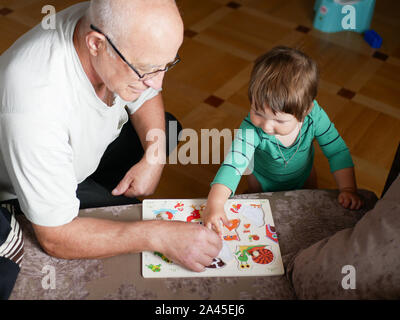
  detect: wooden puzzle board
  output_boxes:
[142,199,284,278]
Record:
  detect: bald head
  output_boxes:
[78,0,183,101]
[87,0,183,63]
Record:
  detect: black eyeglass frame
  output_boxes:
[90,24,181,80]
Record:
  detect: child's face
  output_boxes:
[250,106,300,136]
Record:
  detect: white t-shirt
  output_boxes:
[0,2,161,226]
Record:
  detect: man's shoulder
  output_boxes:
[0,2,88,114]
[0,25,57,84]
[0,32,60,109]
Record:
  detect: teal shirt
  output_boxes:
[211,100,354,194]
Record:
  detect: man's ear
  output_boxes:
[86,32,105,56]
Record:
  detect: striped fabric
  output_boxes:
[0,204,24,267]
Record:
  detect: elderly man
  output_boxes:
[0,0,221,272]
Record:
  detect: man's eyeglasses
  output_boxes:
[90,24,181,81]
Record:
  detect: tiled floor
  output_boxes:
[1,0,399,199]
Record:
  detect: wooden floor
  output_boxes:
[1,0,399,199]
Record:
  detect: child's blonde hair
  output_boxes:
[248,46,319,121]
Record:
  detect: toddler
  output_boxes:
[204,46,363,235]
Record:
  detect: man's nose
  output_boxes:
[143,72,165,90]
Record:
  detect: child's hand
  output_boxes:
[203,204,231,238]
[338,189,363,210]
[204,184,233,237]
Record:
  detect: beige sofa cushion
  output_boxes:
[289,175,400,299]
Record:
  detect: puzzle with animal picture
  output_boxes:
[142,199,284,278]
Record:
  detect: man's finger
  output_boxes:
[191,262,206,273]
[199,253,214,268]
[205,228,223,251]
[208,243,222,258]
[112,177,131,196]
[123,185,139,198]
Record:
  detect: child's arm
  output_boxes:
[312,102,362,210]
[333,167,363,210]
[204,116,261,235]
[203,183,232,237]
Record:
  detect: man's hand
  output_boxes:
[112,93,166,198]
[155,221,222,272]
[111,158,164,198]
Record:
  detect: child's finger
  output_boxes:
[338,194,344,206]
[351,196,362,210]
[347,197,354,210]
[355,198,363,210]
[220,215,231,228]
[342,197,350,208]
[213,222,222,236]
[350,197,357,210]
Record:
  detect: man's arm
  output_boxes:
[32,217,155,259]
[112,93,167,197]
[30,92,222,271]
[32,216,222,272]
[130,92,166,154]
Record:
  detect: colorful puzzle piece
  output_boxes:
[230,203,242,213]
[235,244,274,270]
[187,204,205,222]
[153,208,178,220]
[235,252,251,270]
[265,224,278,243]
[224,219,240,231]
[206,258,226,269]
[248,235,260,242]
[174,202,184,211]
[154,251,173,264]
[223,219,240,241]
[146,264,162,272]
